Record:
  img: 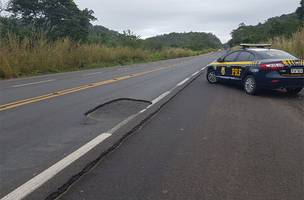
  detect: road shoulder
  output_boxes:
[59,73,304,200]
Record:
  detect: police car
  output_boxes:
[206,44,304,95]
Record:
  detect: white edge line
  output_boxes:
[151,91,171,104]
[1,133,112,200]
[176,78,190,87]
[192,71,200,77]
[83,72,104,76]
[2,65,209,200]
[139,109,147,114]
[1,112,142,200]
[107,114,138,134]
[11,79,56,88]
[200,58,220,72]
[201,66,207,71]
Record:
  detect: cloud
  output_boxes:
[74,0,299,43]
[2,0,300,42]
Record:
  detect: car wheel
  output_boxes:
[206,70,218,84]
[286,87,303,95]
[244,75,257,95]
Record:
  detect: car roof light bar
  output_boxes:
[240,43,272,49]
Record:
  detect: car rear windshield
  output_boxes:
[257,50,298,60]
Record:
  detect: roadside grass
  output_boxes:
[270,27,304,59]
[0,35,205,79]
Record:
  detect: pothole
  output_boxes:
[85,98,151,127]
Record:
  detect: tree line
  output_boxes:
[0,0,222,51]
[143,32,222,51]
[228,0,304,46]
[87,27,222,50]
[1,0,302,50]
[0,0,95,41]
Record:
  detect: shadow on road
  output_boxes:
[201,78,304,118]
[217,81,304,100]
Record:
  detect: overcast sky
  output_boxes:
[74,0,300,42]
[1,0,301,42]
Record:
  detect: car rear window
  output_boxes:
[257,50,298,60]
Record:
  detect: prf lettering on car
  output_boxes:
[231,68,241,76]
[206,44,304,95]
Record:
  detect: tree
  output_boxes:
[0,1,3,38]
[6,0,96,41]
[239,23,246,27]
[144,32,222,51]
[296,0,304,20]
[0,0,4,16]
[0,0,9,17]
[7,0,43,23]
[42,0,96,41]
[228,13,302,46]
[118,30,142,48]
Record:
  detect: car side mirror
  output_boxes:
[217,57,224,62]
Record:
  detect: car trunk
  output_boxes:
[281,60,304,76]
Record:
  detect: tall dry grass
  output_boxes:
[0,35,200,79]
[270,28,304,59]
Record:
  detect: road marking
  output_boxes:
[83,72,104,76]
[11,79,56,88]
[176,78,190,87]
[201,66,207,71]
[1,65,210,200]
[1,112,142,200]
[139,109,147,114]
[0,66,172,112]
[192,71,200,77]
[151,91,171,104]
[107,114,138,134]
[1,133,112,200]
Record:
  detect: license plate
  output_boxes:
[291,68,303,74]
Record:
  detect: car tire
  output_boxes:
[286,87,303,95]
[206,69,218,84]
[244,75,257,95]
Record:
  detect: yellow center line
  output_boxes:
[0,66,172,112]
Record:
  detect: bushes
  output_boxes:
[151,48,199,60]
[270,28,304,58]
[0,35,201,79]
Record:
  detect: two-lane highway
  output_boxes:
[60,72,304,200]
[0,53,222,198]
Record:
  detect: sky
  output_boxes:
[1,0,301,43]
[74,0,300,43]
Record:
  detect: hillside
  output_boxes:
[229,12,303,46]
[88,25,122,45]
[144,32,222,51]
[87,27,223,51]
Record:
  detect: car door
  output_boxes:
[217,51,240,79]
[228,51,256,80]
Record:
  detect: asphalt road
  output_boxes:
[60,73,304,200]
[0,53,221,198]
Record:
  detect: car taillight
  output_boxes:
[260,62,286,71]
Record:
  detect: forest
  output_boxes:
[0,0,222,78]
[0,0,303,79]
[228,0,303,47]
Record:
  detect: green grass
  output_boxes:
[269,27,304,59]
[0,35,206,79]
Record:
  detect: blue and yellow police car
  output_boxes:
[206,44,304,95]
